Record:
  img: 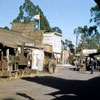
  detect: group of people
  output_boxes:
[87,57,100,74]
[72,56,100,74]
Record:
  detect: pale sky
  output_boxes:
[0,0,96,46]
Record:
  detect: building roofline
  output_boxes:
[44,32,62,37]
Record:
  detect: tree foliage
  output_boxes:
[51,27,62,34]
[13,0,62,33]
[90,5,100,26]
[3,26,9,30]
[74,25,100,51]
[73,4,100,52]
[62,39,74,50]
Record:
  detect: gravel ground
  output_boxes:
[0,66,100,100]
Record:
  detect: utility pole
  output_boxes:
[75,33,78,68]
[75,33,78,54]
[39,12,40,30]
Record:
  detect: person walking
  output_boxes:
[90,58,94,74]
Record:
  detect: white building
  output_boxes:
[82,49,97,56]
[43,32,62,63]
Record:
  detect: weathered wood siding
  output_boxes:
[11,22,44,46]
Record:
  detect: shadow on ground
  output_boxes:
[16,93,34,100]
[2,93,35,100]
[21,75,100,100]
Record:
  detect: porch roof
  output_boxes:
[0,28,34,48]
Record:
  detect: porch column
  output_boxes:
[6,49,9,71]
[1,51,3,71]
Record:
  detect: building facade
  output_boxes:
[43,32,62,63]
[11,22,44,71]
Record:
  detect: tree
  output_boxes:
[13,0,62,33]
[90,5,100,26]
[61,39,74,50]
[51,27,62,34]
[13,0,35,22]
[89,4,100,49]
[74,26,83,50]
[3,26,9,30]
[73,4,100,52]
[94,0,100,8]
[74,25,100,51]
[61,40,65,46]
[13,0,51,31]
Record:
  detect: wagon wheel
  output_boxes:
[48,59,57,74]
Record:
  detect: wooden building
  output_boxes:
[11,22,44,71]
[0,28,34,76]
[0,22,45,77]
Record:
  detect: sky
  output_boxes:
[0,0,96,46]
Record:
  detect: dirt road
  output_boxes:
[0,66,100,100]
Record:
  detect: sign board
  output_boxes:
[82,49,97,56]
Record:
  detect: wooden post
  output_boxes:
[6,49,9,71]
[21,43,25,56]
[1,51,3,71]
[14,63,17,71]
